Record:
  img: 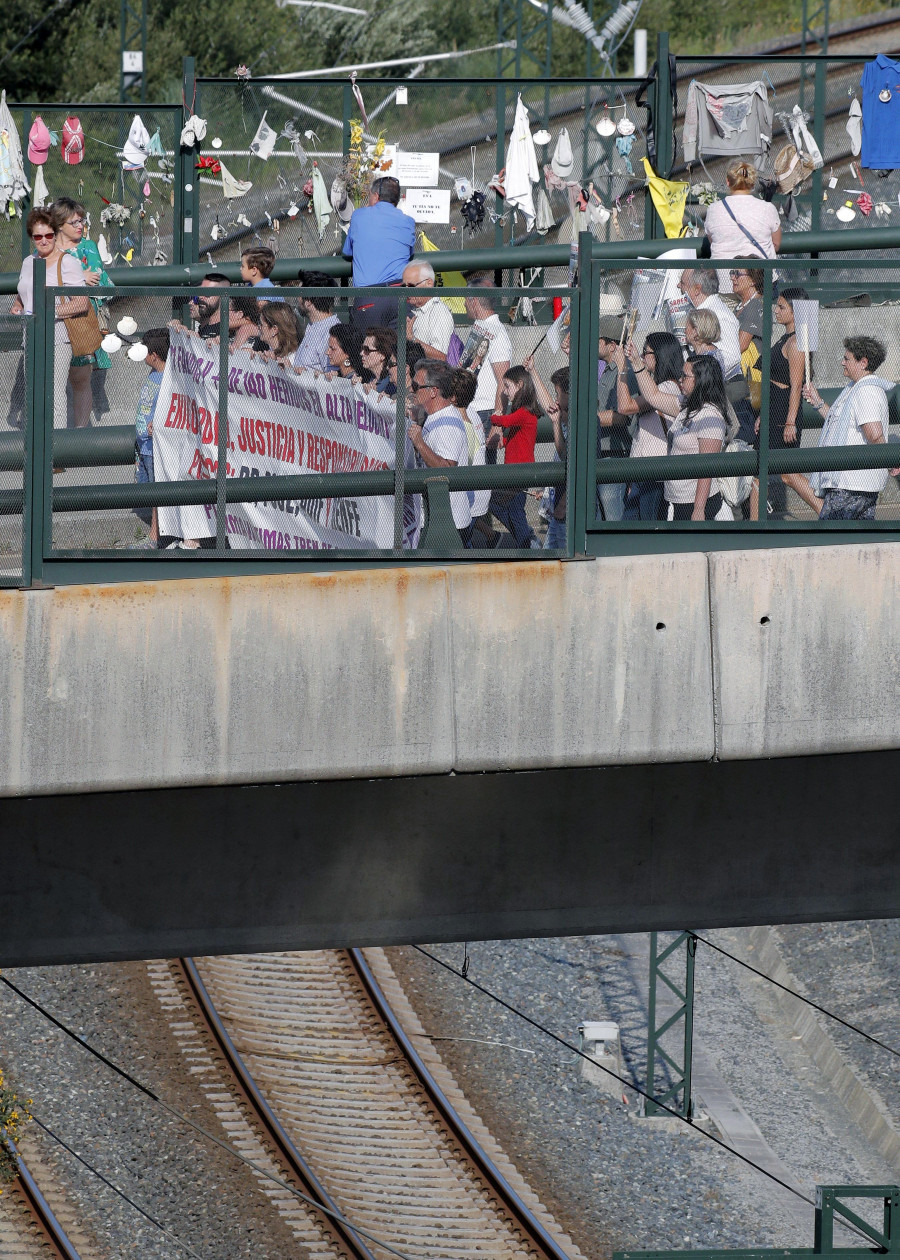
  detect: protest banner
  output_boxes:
[154,330,412,550]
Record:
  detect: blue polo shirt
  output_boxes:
[861,55,900,168]
[342,201,415,288]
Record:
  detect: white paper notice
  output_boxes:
[366,143,398,175]
[395,86,408,105]
[399,189,451,223]
[397,150,440,187]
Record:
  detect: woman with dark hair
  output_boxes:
[360,326,397,392]
[485,364,540,548]
[622,331,684,520]
[749,285,810,518]
[628,346,728,520]
[327,323,366,379]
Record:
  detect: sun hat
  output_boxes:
[62,117,85,165]
[330,176,353,223]
[551,127,574,178]
[27,117,51,165]
[774,144,815,194]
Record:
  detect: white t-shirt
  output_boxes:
[471,314,512,413]
[463,408,492,517]
[420,404,472,529]
[665,403,726,504]
[630,379,680,459]
[412,296,455,357]
[705,195,781,260]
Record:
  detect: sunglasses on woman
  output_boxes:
[31,232,54,241]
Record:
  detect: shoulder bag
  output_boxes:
[56,258,103,357]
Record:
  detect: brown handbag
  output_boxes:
[56,257,103,356]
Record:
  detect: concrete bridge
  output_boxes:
[3,543,900,965]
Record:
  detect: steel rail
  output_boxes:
[177,957,378,1260]
[347,947,575,1260]
[14,1149,83,1260]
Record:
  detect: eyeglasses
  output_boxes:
[31,232,54,242]
[361,345,378,355]
[410,381,426,393]
[67,217,84,227]
[729,270,750,279]
[679,370,693,381]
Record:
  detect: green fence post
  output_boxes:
[342,83,353,161]
[811,59,827,242]
[216,294,229,550]
[568,231,595,557]
[655,33,673,181]
[758,267,774,524]
[394,291,407,555]
[25,258,48,586]
[496,82,507,252]
[178,57,199,267]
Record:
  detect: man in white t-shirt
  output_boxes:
[463,280,512,426]
[679,269,741,377]
[403,261,455,361]
[408,360,473,545]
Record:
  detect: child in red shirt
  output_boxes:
[487,366,540,548]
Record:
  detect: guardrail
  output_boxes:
[4,240,900,588]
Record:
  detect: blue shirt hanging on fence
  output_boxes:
[860,55,900,168]
[342,201,415,288]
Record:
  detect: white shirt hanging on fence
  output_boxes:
[503,94,539,230]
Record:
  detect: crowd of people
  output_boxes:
[6,169,899,548]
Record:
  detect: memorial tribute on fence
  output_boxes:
[154,330,408,550]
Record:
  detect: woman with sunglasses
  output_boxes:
[627,345,729,520]
[9,210,58,429]
[50,198,114,426]
[360,327,397,393]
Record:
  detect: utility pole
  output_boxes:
[497,0,554,78]
[120,0,148,104]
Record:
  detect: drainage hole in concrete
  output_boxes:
[760,615,771,625]
[655,622,666,631]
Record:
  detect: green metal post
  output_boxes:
[496,83,506,251]
[27,259,49,584]
[569,230,596,557]
[177,58,199,268]
[758,267,773,521]
[120,0,148,104]
[342,83,353,161]
[644,930,695,1119]
[216,295,229,549]
[811,60,827,242]
[394,291,407,554]
[655,33,673,180]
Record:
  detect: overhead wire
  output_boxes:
[690,931,900,1061]
[411,944,884,1251]
[27,1115,210,1260]
[0,971,415,1260]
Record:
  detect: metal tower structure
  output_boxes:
[120,0,148,103]
[497,0,554,78]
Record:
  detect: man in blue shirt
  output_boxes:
[342,176,415,331]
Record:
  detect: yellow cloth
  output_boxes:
[419,231,465,314]
[642,157,688,239]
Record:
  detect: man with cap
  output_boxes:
[402,261,455,361]
[342,176,415,332]
[595,314,633,521]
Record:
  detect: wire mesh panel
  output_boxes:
[673,55,899,244]
[0,309,26,584]
[0,104,182,276]
[586,257,900,533]
[39,280,572,560]
[192,76,650,275]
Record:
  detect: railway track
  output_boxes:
[149,949,585,1260]
[0,1152,83,1260]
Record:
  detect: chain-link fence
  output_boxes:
[35,277,575,560]
[586,257,900,530]
[191,76,651,273]
[0,312,27,584]
[0,104,182,278]
[673,54,899,247]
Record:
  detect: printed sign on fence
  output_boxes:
[153,330,410,550]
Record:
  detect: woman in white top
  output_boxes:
[627,347,728,520]
[14,206,91,431]
[704,160,781,293]
[619,331,684,520]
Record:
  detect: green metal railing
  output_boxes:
[6,238,900,587]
